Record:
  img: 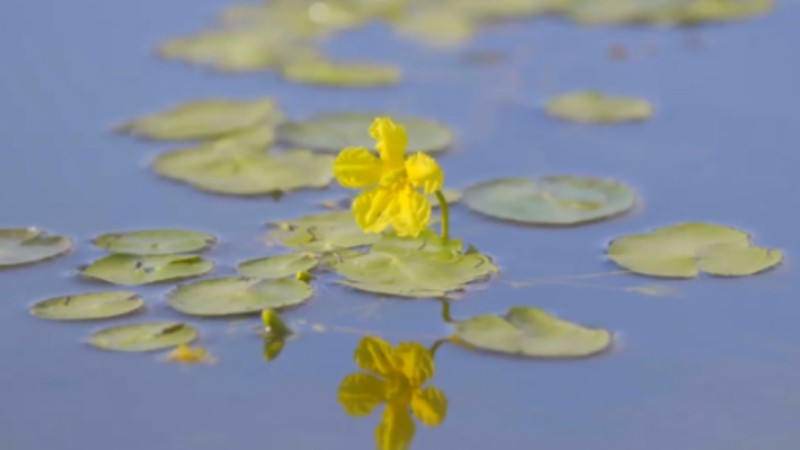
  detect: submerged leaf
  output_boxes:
[81,254,213,285]
[464,176,635,225]
[454,307,613,358]
[607,222,782,278]
[282,58,401,87]
[238,253,319,279]
[30,291,144,321]
[93,230,215,255]
[266,211,380,252]
[545,91,653,124]
[167,277,313,317]
[89,322,198,352]
[165,344,216,364]
[0,228,72,268]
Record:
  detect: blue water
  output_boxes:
[1,1,799,449]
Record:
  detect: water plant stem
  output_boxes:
[435,190,450,241]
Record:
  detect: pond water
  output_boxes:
[2,1,800,449]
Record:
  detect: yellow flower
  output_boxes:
[338,336,448,450]
[164,344,215,364]
[333,117,445,238]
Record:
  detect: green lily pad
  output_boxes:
[88,322,198,352]
[278,112,454,154]
[0,228,72,268]
[93,230,215,255]
[167,277,313,317]
[266,211,380,252]
[152,143,334,196]
[607,222,783,278]
[159,30,291,73]
[327,231,498,298]
[117,98,283,141]
[454,307,612,358]
[81,254,213,286]
[567,0,773,25]
[281,58,401,87]
[30,292,145,321]
[545,91,653,124]
[464,176,635,225]
[392,9,476,47]
[238,253,319,279]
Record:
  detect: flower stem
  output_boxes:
[435,190,450,241]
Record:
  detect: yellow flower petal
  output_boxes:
[333,147,384,188]
[410,386,448,427]
[370,117,407,167]
[405,152,444,194]
[393,342,434,388]
[354,336,397,377]
[376,402,416,450]
[390,186,431,238]
[353,187,398,234]
[338,373,387,417]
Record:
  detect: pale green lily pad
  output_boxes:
[266,211,380,252]
[159,30,292,73]
[278,112,454,153]
[30,292,144,321]
[282,58,401,87]
[0,228,72,268]
[392,10,476,47]
[88,322,198,352]
[167,277,313,317]
[607,222,783,278]
[327,231,498,298]
[238,253,319,279]
[93,230,215,255]
[153,143,334,196]
[545,91,653,124]
[464,177,635,225]
[454,307,612,358]
[567,0,773,25]
[81,254,213,286]
[117,98,283,141]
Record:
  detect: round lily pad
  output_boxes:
[265,211,380,252]
[238,253,318,279]
[545,91,653,124]
[607,222,783,278]
[81,254,213,286]
[454,307,612,358]
[93,230,216,255]
[464,176,635,225]
[0,228,72,268]
[167,277,313,317]
[30,292,145,321]
[281,59,401,87]
[88,322,198,352]
[278,112,454,153]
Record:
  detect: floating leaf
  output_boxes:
[607,222,782,278]
[153,143,334,196]
[81,254,213,285]
[238,253,319,279]
[392,10,476,47]
[93,230,215,255]
[464,176,635,225]
[30,292,144,321]
[159,30,291,73]
[545,91,653,124]
[88,322,198,352]
[282,58,401,87]
[266,211,380,252]
[327,231,498,298]
[167,277,313,317]
[567,0,773,25]
[279,112,454,154]
[454,307,612,358]
[0,228,72,268]
[117,98,283,141]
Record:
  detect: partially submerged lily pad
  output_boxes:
[281,59,401,87]
[81,254,213,285]
[453,307,612,358]
[88,322,198,352]
[278,112,454,153]
[117,98,283,141]
[266,211,380,252]
[545,91,653,124]
[167,277,313,317]
[327,231,498,298]
[238,253,319,279]
[0,228,72,268]
[607,222,783,278]
[30,292,144,321]
[93,230,215,255]
[464,177,635,225]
